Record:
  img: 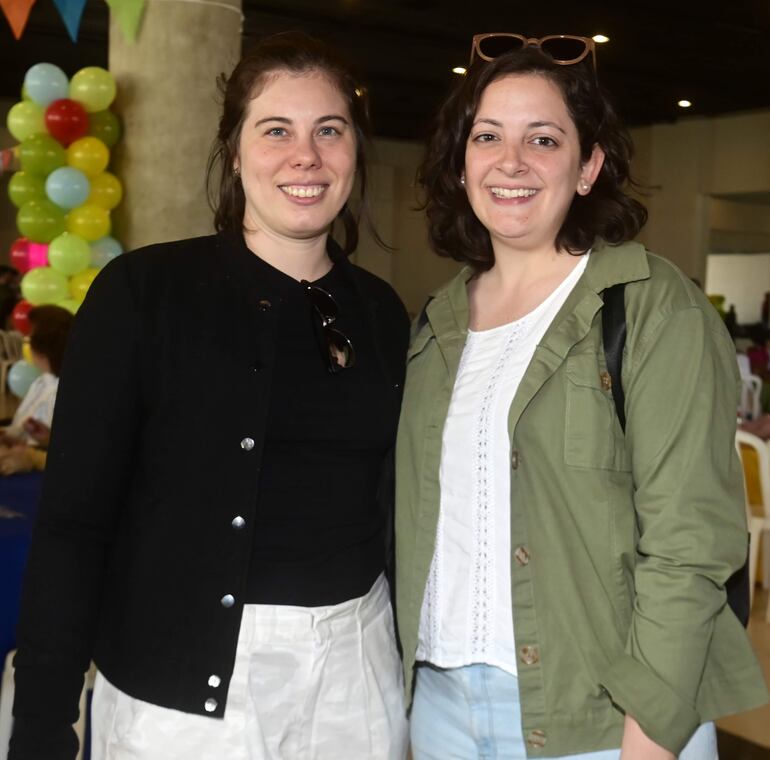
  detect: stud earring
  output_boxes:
[580,180,591,193]
[460,175,466,186]
[233,166,241,178]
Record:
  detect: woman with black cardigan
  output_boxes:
[10,32,409,760]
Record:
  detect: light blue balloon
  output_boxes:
[24,63,69,108]
[45,167,91,210]
[90,235,123,268]
[7,359,42,399]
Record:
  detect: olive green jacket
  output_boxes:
[395,240,768,757]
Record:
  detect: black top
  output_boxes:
[9,233,409,760]
[247,258,397,605]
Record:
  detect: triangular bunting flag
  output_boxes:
[52,0,87,42]
[0,0,36,39]
[105,0,145,42]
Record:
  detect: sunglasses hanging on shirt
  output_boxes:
[301,280,356,373]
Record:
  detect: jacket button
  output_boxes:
[240,437,255,451]
[519,645,540,666]
[204,698,218,712]
[208,674,221,688]
[220,594,235,608]
[257,299,272,312]
[514,545,530,566]
[600,371,612,391]
[231,515,245,529]
[526,729,547,748]
[511,449,520,470]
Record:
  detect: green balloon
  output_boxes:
[19,134,66,176]
[21,266,69,305]
[7,101,45,142]
[69,67,116,113]
[17,199,67,243]
[8,171,46,208]
[87,110,121,149]
[49,232,91,276]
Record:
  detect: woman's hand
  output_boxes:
[0,445,36,475]
[620,715,675,760]
[22,418,51,447]
[0,428,21,447]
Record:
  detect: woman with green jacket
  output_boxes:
[396,35,767,759]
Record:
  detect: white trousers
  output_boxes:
[91,574,408,760]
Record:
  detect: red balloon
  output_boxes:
[9,237,30,274]
[45,99,89,146]
[12,300,33,336]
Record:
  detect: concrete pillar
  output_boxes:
[109,0,242,250]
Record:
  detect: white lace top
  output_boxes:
[416,254,589,676]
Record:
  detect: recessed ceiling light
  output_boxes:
[452,66,467,75]
[593,34,609,43]
[678,99,692,108]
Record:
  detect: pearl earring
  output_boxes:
[460,175,465,186]
[234,166,241,178]
[580,180,591,193]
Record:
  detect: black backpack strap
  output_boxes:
[601,283,627,432]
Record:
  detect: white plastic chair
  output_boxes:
[740,373,763,422]
[736,430,770,619]
[0,650,93,760]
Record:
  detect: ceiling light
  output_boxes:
[678,99,692,108]
[592,34,609,43]
[452,66,467,75]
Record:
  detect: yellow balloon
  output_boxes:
[67,136,109,178]
[22,341,32,362]
[56,298,81,314]
[88,172,123,210]
[67,204,111,242]
[69,267,99,303]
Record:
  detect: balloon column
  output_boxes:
[6,63,125,318]
[5,62,125,395]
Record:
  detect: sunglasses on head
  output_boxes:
[301,281,356,374]
[470,34,597,70]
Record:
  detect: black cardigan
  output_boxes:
[9,233,409,759]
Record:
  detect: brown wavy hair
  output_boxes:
[418,47,648,269]
[207,32,373,257]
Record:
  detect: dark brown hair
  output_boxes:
[28,304,74,377]
[418,47,647,270]
[207,31,373,257]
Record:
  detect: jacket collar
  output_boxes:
[421,239,651,432]
[426,238,649,336]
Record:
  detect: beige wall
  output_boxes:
[356,138,459,317]
[629,108,770,283]
[706,253,770,324]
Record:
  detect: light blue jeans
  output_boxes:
[410,663,718,760]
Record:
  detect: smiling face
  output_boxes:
[464,73,604,256]
[235,69,357,247]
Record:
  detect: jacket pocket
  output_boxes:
[564,352,627,470]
